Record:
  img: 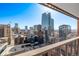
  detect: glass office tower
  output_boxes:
[42,12,54,36]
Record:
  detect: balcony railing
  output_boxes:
[3,36,79,56]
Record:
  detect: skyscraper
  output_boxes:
[14,23,18,28]
[59,24,71,41]
[0,24,10,37]
[42,12,54,36]
[25,26,28,30]
[45,29,49,44]
[29,27,34,37]
[34,25,38,31]
[37,25,42,31]
[34,24,42,31]
[13,23,20,34]
[0,24,12,44]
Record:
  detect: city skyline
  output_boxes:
[0,3,77,29]
[0,3,78,56]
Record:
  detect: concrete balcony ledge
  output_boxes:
[1,37,79,56]
[14,37,79,56]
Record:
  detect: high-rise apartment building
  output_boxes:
[59,24,71,41]
[0,24,12,44]
[25,26,28,30]
[34,24,42,31]
[13,23,20,34]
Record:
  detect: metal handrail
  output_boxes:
[13,37,79,56]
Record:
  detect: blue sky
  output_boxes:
[0,3,77,29]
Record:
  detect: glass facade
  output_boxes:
[59,25,71,41]
[42,12,54,35]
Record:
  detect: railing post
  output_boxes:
[74,40,76,56]
[65,44,68,56]
[56,47,60,56]
[77,18,79,55]
[47,50,52,56]
[70,42,72,56]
